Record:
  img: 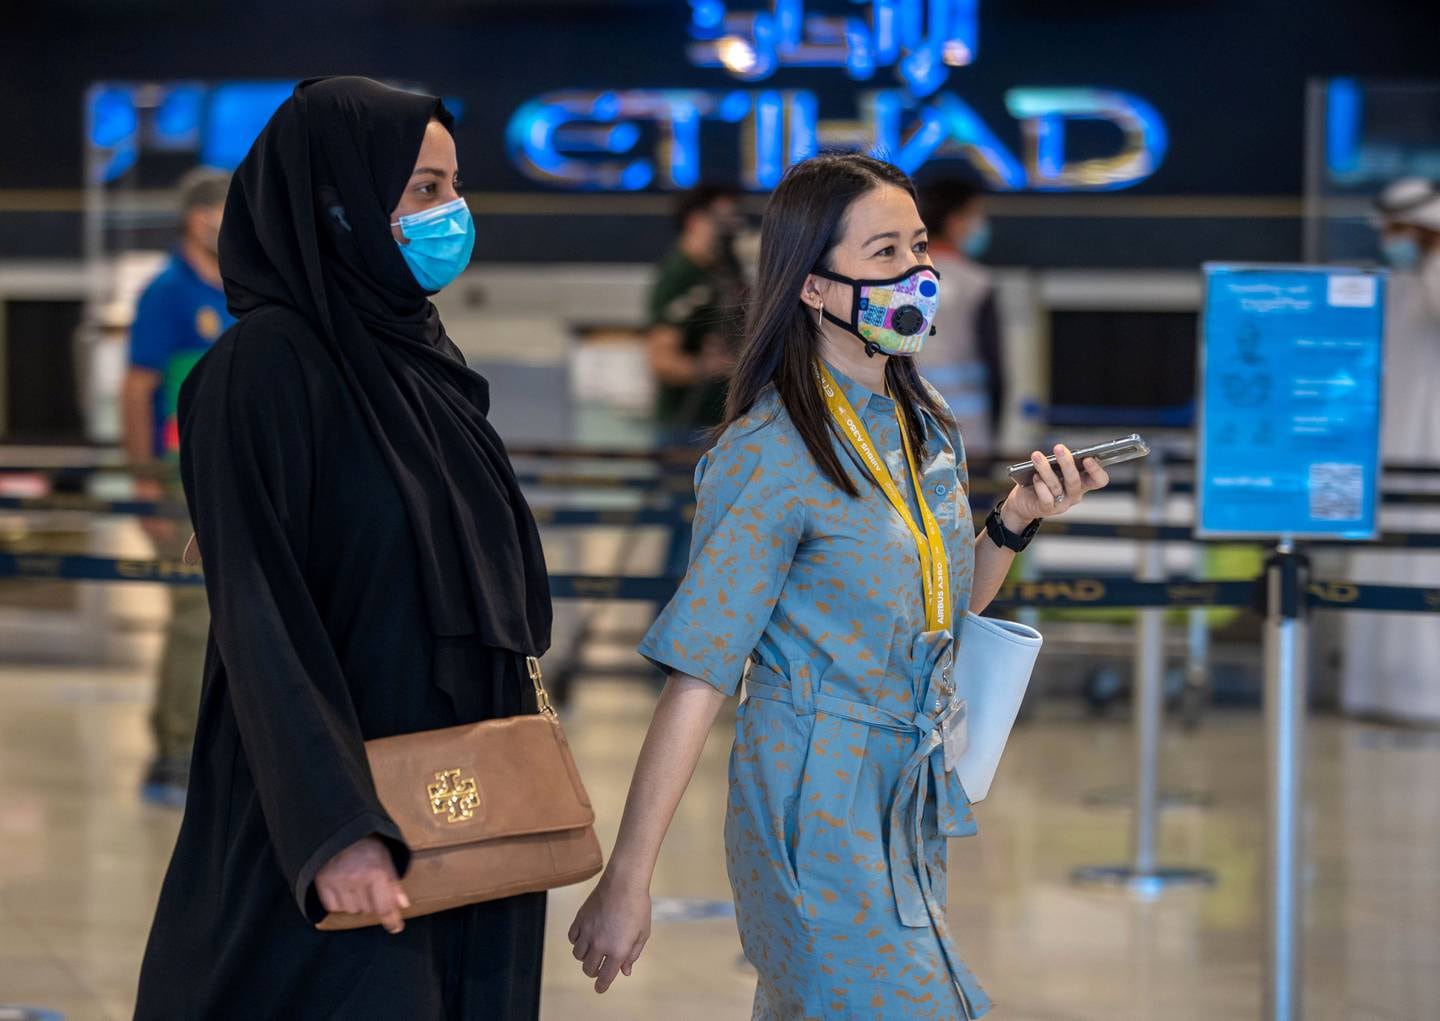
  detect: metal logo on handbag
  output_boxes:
[316,656,605,931]
[428,769,480,823]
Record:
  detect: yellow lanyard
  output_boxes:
[814,360,950,633]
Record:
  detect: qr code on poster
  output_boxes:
[1310,463,1364,520]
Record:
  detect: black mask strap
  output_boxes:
[814,267,874,354]
[819,306,883,357]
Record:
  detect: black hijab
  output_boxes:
[219,76,551,657]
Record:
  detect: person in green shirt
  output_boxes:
[646,184,747,439]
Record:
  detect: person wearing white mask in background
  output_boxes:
[916,178,1006,456]
[1342,178,1440,724]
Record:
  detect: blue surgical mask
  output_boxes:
[964,219,992,259]
[1381,235,1420,271]
[391,197,475,293]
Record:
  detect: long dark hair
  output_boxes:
[721,153,952,498]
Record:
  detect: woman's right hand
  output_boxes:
[567,674,724,992]
[314,835,410,935]
[567,871,652,993]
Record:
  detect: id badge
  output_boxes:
[941,699,969,774]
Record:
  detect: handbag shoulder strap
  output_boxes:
[526,656,556,717]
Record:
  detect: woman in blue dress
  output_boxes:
[568,154,1110,1019]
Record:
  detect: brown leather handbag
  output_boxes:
[316,657,604,931]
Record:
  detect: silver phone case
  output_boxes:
[1007,434,1150,484]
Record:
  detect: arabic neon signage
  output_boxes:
[506,0,1166,192]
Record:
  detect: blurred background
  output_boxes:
[1,1,1439,1019]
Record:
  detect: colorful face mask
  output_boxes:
[814,264,941,357]
[391,197,476,293]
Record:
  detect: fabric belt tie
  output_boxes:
[744,664,975,931]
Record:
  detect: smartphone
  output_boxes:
[1007,434,1151,486]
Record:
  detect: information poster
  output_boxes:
[1198,264,1386,539]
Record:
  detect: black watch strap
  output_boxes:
[986,500,1042,553]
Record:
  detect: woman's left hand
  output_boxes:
[1003,444,1110,524]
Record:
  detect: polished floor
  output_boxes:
[1,654,1438,1021]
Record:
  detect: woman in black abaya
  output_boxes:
[134,76,553,1020]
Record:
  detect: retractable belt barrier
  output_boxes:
[8,495,1440,550]
[7,447,1440,475]
[0,496,699,528]
[2,553,1437,614]
[9,464,1440,512]
[507,475,1440,506]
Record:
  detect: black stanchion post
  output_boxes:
[1263,540,1308,1021]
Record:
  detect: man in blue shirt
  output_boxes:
[121,167,234,807]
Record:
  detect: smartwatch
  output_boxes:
[985,499,1042,553]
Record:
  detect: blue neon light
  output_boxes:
[752,90,786,188]
[869,89,906,161]
[153,86,203,148]
[88,87,139,183]
[947,0,979,64]
[506,95,651,189]
[89,87,137,149]
[691,0,726,35]
[845,16,876,81]
[689,1,977,91]
[201,83,295,169]
[1005,88,1168,191]
[509,91,753,191]
[593,92,622,121]
[88,80,461,188]
[774,0,802,49]
[620,162,655,190]
[899,42,945,99]
[504,84,1167,193]
[894,93,1027,189]
[749,12,781,78]
[610,122,643,151]
[787,91,819,167]
[719,90,753,122]
[551,124,641,153]
[1035,113,1063,181]
[872,0,900,64]
[1326,78,1362,179]
[503,1,1167,193]
[669,97,704,188]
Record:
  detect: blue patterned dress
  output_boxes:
[639,361,990,1019]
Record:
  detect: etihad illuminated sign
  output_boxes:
[507,0,1166,192]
